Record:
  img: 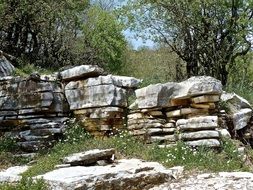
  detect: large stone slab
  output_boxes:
[135,76,222,109]
[62,149,115,166]
[176,116,218,131]
[59,65,104,81]
[185,139,221,147]
[176,76,222,98]
[135,83,178,109]
[65,80,127,110]
[111,75,142,89]
[152,172,253,190]
[179,130,220,140]
[36,159,182,190]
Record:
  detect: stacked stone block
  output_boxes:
[128,76,223,147]
[61,66,141,137]
[0,75,69,151]
[177,116,220,147]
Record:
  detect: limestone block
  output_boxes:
[128,122,164,130]
[191,95,220,104]
[177,123,217,131]
[128,118,166,126]
[179,130,220,140]
[111,75,142,89]
[59,65,104,81]
[135,82,178,109]
[74,107,124,119]
[190,103,216,109]
[166,108,209,118]
[233,108,252,130]
[0,166,29,183]
[35,159,178,190]
[176,76,222,98]
[65,82,127,110]
[147,128,175,135]
[221,92,252,112]
[185,139,221,147]
[176,116,218,125]
[150,135,177,142]
[62,149,115,166]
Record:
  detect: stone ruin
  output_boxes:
[0,55,253,152]
[128,77,222,148]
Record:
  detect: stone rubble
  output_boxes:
[128,76,223,147]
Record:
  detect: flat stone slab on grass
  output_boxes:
[0,166,29,183]
[36,159,183,190]
[62,148,115,166]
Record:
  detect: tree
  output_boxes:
[0,0,126,72]
[123,0,253,85]
[82,6,127,73]
[0,0,89,67]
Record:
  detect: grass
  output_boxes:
[0,178,47,190]
[22,125,251,178]
[13,63,55,77]
[0,124,252,189]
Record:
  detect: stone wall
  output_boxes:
[0,59,253,151]
[127,76,222,147]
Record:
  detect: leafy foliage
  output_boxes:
[122,0,253,85]
[120,46,186,86]
[0,0,126,72]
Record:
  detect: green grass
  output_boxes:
[22,126,250,178]
[0,178,47,190]
[13,63,55,77]
[1,125,252,189]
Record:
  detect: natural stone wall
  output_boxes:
[0,58,253,151]
[128,76,223,147]
[0,74,69,151]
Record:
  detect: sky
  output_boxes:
[123,29,156,50]
[115,0,156,50]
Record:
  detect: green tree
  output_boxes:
[82,6,127,73]
[123,0,253,85]
[0,0,126,72]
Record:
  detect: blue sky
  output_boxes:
[114,0,156,49]
[123,29,156,50]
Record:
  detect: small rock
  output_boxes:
[62,149,115,166]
